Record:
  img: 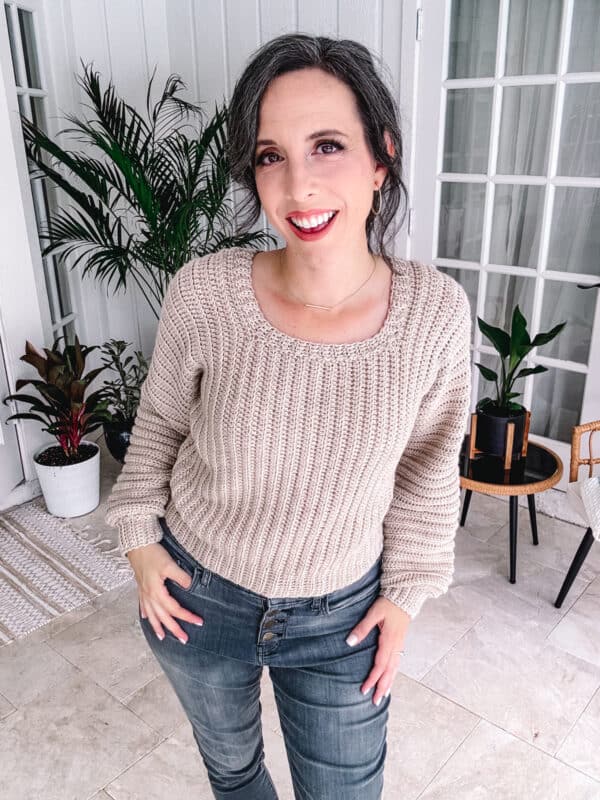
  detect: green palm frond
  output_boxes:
[20,61,275,319]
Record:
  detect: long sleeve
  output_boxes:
[379,284,473,619]
[104,261,204,556]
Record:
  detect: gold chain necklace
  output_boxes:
[277,249,378,311]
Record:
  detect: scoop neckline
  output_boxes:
[229,247,408,361]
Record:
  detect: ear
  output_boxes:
[374,130,395,189]
[383,129,395,159]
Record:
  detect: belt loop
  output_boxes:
[311,595,328,614]
[199,568,211,587]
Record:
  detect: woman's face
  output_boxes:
[253,67,389,253]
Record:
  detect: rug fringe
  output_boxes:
[71,528,132,575]
[0,497,134,642]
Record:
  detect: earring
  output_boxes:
[371,187,382,216]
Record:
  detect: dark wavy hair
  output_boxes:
[226,33,409,269]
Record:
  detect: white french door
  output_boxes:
[411,0,600,490]
[0,0,78,508]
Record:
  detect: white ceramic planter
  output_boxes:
[33,439,100,517]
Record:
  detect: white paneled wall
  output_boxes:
[165,0,404,124]
[56,0,413,356]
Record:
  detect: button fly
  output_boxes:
[262,631,276,641]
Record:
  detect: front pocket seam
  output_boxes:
[327,582,379,613]
[165,563,201,594]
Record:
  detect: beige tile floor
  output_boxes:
[1,436,599,799]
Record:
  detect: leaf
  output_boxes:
[507,401,525,412]
[509,305,532,370]
[476,396,495,411]
[475,362,498,382]
[477,317,510,358]
[5,412,50,425]
[510,305,531,349]
[514,365,548,380]
[531,321,568,348]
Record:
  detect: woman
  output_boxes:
[105,33,472,800]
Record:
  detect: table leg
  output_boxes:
[460,489,472,527]
[509,495,518,584]
[527,494,539,545]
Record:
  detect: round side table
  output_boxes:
[459,434,563,583]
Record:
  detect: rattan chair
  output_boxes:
[554,420,600,608]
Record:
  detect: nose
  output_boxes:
[284,154,317,203]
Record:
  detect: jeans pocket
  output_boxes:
[327,581,380,613]
[159,520,202,594]
[326,562,381,613]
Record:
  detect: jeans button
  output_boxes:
[262,631,276,641]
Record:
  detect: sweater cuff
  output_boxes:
[116,516,164,558]
[378,586,440,620]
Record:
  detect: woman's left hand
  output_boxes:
[345,596,411,706]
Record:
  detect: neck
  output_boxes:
[277,243,380,308]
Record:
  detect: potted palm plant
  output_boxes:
[98,339,149,463]
[2,336,112,517]
[475,305,567,459]
[18,61,275,318]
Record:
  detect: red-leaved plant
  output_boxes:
[2,335,113,461]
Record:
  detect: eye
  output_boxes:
[255,150,281,167]
[255,139,345,167]
[316,139,344,154]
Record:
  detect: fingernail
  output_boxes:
[194,621,204,626]
[375,696,382,707]
[346,634,358,647]
[157,633,164,641]
[178,637,187,645]
[361,686,370,695]
[385,688,391,698]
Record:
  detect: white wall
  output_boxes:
[53,0,414,357]
[59,0,172,356]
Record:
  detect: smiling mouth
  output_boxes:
[287,211,339,233]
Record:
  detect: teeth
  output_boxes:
[290,211,336,229]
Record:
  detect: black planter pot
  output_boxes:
[103,420,134,464]
[475,406,528,460]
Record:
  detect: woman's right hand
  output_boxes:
[127,542,204,643]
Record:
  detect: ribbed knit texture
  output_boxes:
[104,246,472,619]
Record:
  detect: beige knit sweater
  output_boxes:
[104,246,472,619]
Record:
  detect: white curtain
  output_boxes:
[440,0,599,442]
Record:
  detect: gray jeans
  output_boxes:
[138,518,389,799]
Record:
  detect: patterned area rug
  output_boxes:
[0,495,133,644]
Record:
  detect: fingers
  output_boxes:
[360,651,402,706]
[170,564,193,590]
[143,604,165,641]
[139,588,204,644]
[344,596,410,706]
[147,602,190,644]
[133,545,205,643]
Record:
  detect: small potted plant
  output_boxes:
[2,336,113,517]
[98,339,149,463]
[475,305,567,459]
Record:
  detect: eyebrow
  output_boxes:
[255,129,348,148]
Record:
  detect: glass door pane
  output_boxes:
[448,0,499,78]
[433,0,600,457]
[504,0,562,75]
[557,84,600,177]
[569,0,600,72]
[547,188,600,276]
